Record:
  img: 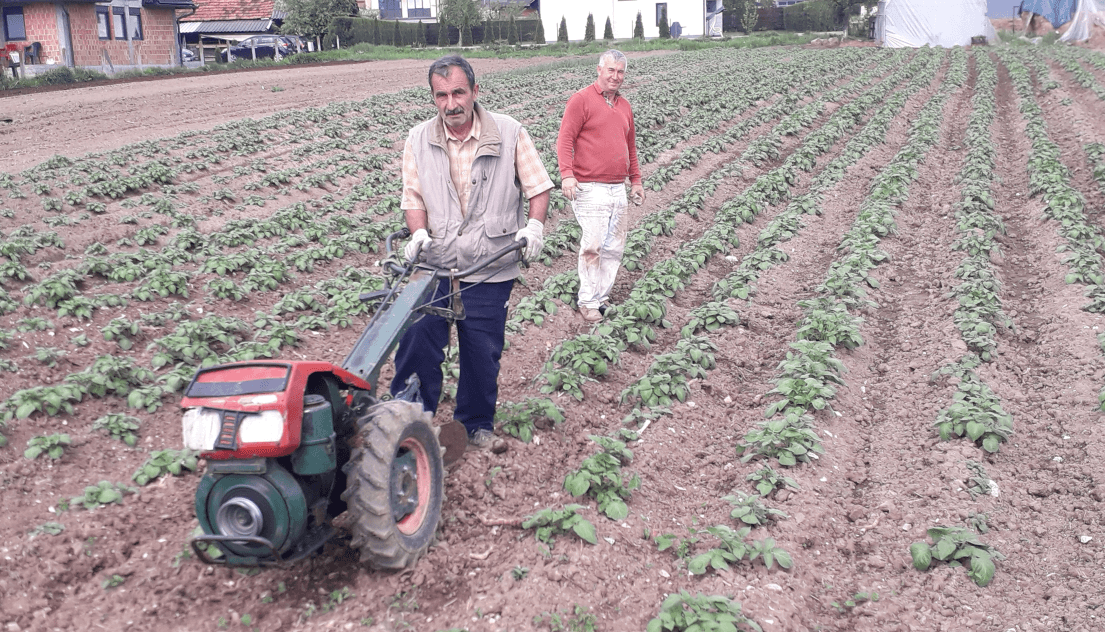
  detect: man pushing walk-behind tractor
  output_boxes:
[180,55,552,569]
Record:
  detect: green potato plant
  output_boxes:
[647,591,761,632]
[521,505,597,548]
[92,413,141,446]
[910,525,1004,587]
[132,449,199,485]
[25,433,71,460]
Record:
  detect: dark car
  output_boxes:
[220,35,291,62]
[280,35,308,54]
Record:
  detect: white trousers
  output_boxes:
[573,182,629,309]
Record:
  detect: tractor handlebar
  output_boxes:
[384,229,526,279]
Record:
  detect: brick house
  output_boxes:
[1,0,195,73]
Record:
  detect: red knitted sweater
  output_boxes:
[556,82,642,185]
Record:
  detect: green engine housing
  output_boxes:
[194,459,309,564]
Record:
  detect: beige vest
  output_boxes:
[408,103,526,283]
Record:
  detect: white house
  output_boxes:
[539,0,722,40]
[362,0,437,21]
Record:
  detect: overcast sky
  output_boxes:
[987,0,1019,19]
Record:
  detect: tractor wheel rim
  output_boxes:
[394,437,431,535]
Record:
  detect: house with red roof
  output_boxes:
[0,0,194,75]
[179,0,288,63]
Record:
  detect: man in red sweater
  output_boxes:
[556,49,645,323]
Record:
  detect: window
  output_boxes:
[379,0,401,20]
[3,6,26,42]
[655,3,667,27]
[128,8,143,40]
[96,7,111,40]
[111,7,142,40]
[112,7,125,39]
[407,0,429,18]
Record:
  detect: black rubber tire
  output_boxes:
[340,400,443,569]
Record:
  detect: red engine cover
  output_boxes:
[180,361,373,460]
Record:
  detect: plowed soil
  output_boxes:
[1,45,1105,632]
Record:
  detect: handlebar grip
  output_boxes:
[385,228,412,257]
[381,230,526,279]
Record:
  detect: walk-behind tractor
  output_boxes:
[181,230,525,568]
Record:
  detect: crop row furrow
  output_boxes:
[996,48,1105,411]
[1045,46,1105,100]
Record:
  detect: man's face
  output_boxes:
[431,66,478,132]
[596,59,626,94]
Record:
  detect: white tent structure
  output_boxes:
[1060,0,1105,42]
[874,0,997,48]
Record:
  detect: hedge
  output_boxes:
[328,17,542,47]
[722,0,857,33]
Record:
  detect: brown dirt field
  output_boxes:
[1,46,1105,632]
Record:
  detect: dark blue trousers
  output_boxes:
[390,278,514,436]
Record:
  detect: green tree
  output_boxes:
[741,0,759,34]
[508,14,519,44]
[391,19,401,46]
[414,20,425,46]
[482,18,493,44]
[584,13,595,42]
[633,11,644,39]
[438,0,480,46]
[371,17,381,45]
[658,7,669,38]
[281,0,359,49]
[829,0,853,27]
[423,20,432,45]
[603,17,614,40]
[536,16,546,44]
[558,16,568,42]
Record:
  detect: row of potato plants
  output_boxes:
[997,48,1105,412]
[931,51,1015,456]
[1045,45,1105,101]
[907,51,1015,589]
[497,50,884,439]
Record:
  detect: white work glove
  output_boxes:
[404,228,431,261]
[515,218,544,262]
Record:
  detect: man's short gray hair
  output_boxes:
[598,49,627,70]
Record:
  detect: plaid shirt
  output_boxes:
[401,114,552,215]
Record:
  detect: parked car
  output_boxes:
[220,35,291,62]
[280,35,308,54]
[181,47,197,62]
